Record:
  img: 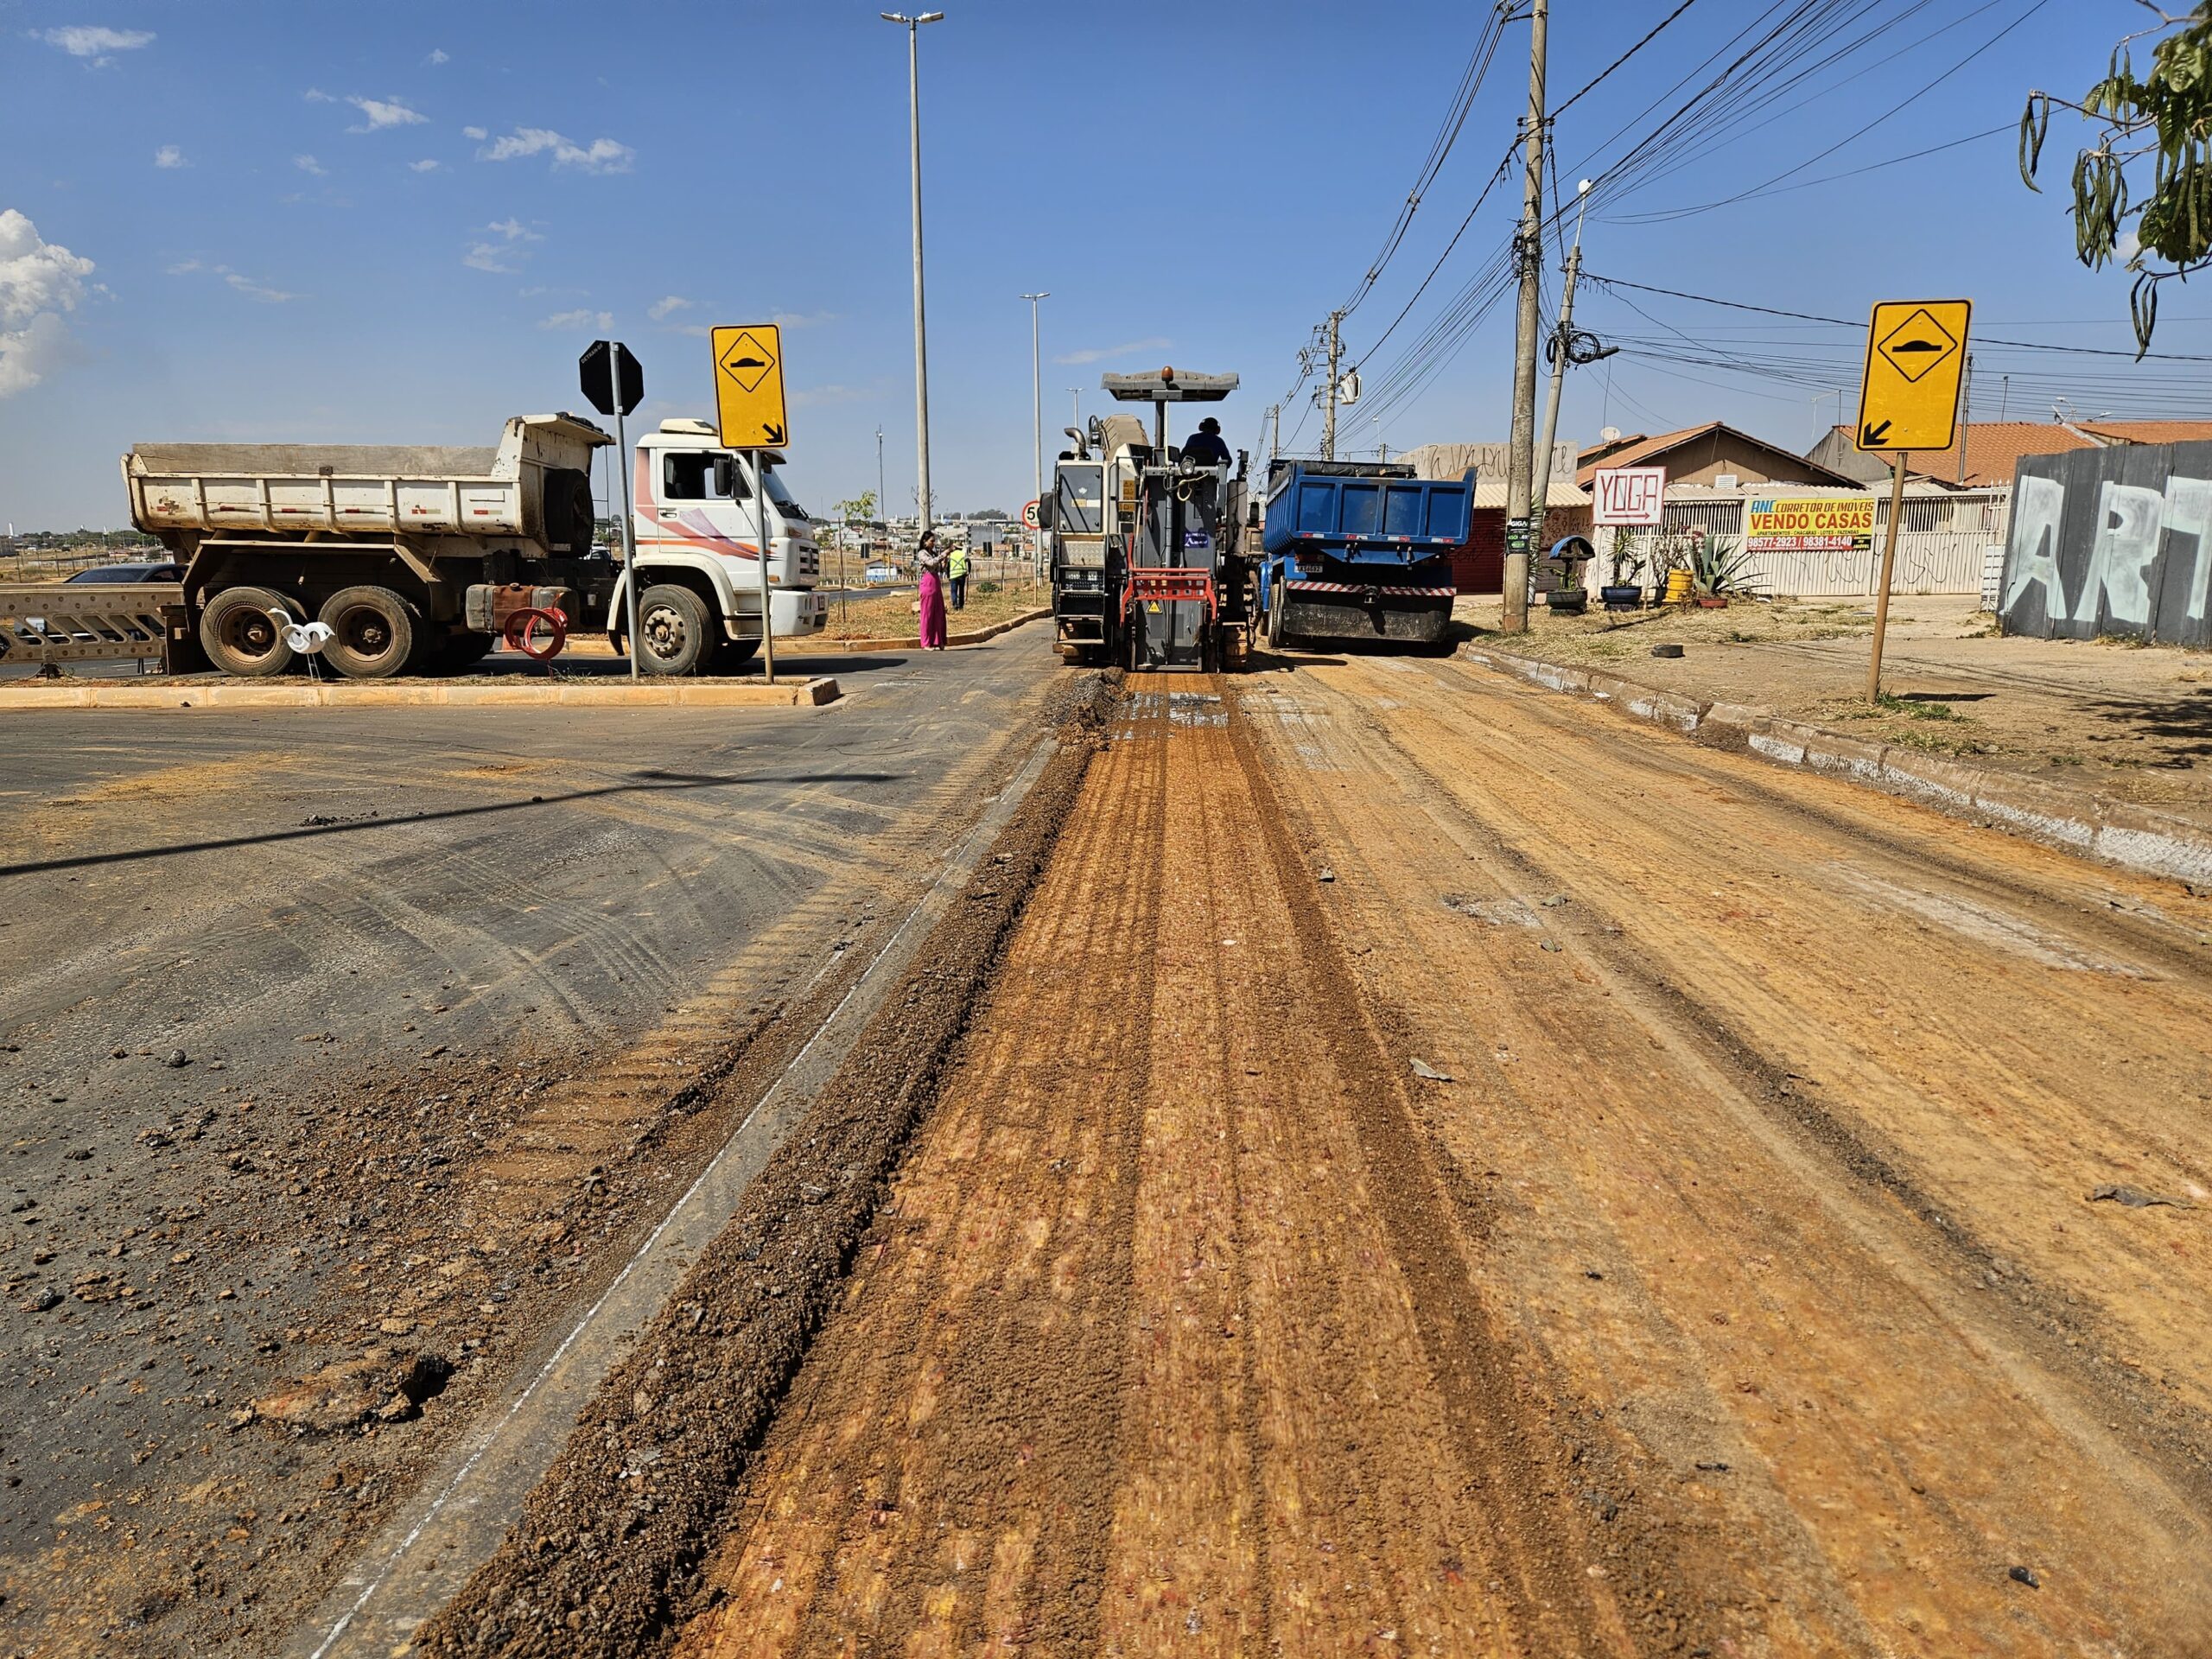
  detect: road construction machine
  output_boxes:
[1045,368,1251,672]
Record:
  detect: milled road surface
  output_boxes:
[448,650,2212,1657]
[0,634,1056,1655]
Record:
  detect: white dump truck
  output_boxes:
[122,414,825,677]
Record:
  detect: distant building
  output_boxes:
[1807,418,2212,489]
[1579,422,1858,491]
[1402,442,1590,595]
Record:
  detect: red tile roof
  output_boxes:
[1824,422,2095,487]
[1579,421,1859,488]
[2075,419,2212,448]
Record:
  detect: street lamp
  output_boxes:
[1020,291,1048,583]
[882,10,944,535]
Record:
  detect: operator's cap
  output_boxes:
[1198,416,1221,433]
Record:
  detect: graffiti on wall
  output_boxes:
[1999,440,2212,648]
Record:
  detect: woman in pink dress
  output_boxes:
[915,530,949,651]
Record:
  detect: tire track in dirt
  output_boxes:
[1236,652,2212,1653]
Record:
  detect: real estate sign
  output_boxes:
[1746,496,1874,553]
[1592,467,1667,525]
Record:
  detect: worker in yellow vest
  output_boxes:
[947,542,970,611]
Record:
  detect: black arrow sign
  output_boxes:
[1861,418,1893,447]
[762,422,786,446]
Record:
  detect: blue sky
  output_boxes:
[0,0,2188,531]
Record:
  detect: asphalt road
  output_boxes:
[0,631,1055,1654]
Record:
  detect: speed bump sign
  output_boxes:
[711,323,790,449]
[1855,300,1970,452]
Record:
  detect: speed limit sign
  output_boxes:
[1020,499,1040,530]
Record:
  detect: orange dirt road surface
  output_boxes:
[664,656,2212,1657]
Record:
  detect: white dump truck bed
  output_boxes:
[123,414,607,543]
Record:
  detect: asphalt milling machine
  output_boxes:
[1046,368,1252,672]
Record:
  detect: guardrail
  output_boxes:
[0,582,184,669]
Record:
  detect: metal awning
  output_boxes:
[1102,370,1239,404]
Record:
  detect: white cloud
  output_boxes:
[791,384,876,410]
[0,210,96,398]
[347,95,428,132]
[540,308,613,332]
[409,158,443,174]
[461,125,486,141]
[772,309,836,330]
[478,127,634,175]
[648,295,694,321]
[165,253,296,304]
[40,25,153,62]
[463,243,515,273]
[1054,335,1172,366]
[303,88,336,104]
[294,154,327,176]
[154,144,187,169]
[486,218,540,242]
[426,48,448,66]
[670,323,713,338]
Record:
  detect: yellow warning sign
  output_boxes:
[710,323,789,450]
[1855,299,1970,453]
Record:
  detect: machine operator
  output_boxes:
[1180,416,1232,468]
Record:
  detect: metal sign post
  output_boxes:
[1854,299,1970,700]
[580,340,645,681]
[753,449,776,686]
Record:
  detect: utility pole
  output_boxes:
[1021,291,1048,585]
[883,10,945,534]
[1532,177,1590,537]
[1268,404,1281,464]
[1320,309,1344,461]
[875,425,886,528]
[1503,0,1548,634]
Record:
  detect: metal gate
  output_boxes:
[0,582,184,669]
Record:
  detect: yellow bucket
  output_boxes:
[1662,569,1694,605]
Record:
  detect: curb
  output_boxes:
[1460,644,2212,889]
[816,607,1051,654]
[0,676,841,712]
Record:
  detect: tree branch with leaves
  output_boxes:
[2021,2,2212,353]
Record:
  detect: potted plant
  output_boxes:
[1689,533,1760,608]
[1600,531,1643,610]
[1543,534,1593,613]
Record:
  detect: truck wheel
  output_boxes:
[438,630,499,672]
[199,586,297,677]
[636,583,712,676]
[318,586,420,679]
[1265,582,1287,652]
[712,637,760,674]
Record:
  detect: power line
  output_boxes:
[1553,0,1704,118]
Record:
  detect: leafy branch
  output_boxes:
[2021,3,2212,353]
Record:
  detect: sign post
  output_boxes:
[710,323,791,686]
[1855,299,1970,700]
[580,340,645,680]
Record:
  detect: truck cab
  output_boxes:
[627,418,826,651]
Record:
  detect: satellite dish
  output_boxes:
[1599,425,1623,443]
[283,620,334,655]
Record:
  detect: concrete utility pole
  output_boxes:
[1022,291,1048,581]
[1321,310,1344,461]
[1503,0,1548,633]
[875,425,886,527]
[1267,403,1281,464]
[883,10,944,533]
[1532,177,1590,537]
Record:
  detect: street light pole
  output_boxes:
[883,10,944,535]
[1021,291,1048,587]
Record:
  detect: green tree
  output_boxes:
[2021,3,2212,353]
[833,490,877,524]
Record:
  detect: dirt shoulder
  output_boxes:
[1450,594,2212,823]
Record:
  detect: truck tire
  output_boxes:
[712,637,760,674]
[199,586,298,677]
[437,630,499,672]
[318,586,421,679]
[636,583,712,676]
[1264,580,1287,652]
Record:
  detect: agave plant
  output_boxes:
[1690,534,1764,599]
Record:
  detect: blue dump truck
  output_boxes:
[1257,459,1472,650]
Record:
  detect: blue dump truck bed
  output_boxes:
[1256,461,1471,650]
[1262,461,1472,557]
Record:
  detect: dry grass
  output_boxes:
[820,578,1045,641]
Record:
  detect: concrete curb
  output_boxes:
[1460,643,2212,889]
[0,676,841,712]
[816,607,1051,654]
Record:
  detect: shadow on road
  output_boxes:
[0,768,906,880]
